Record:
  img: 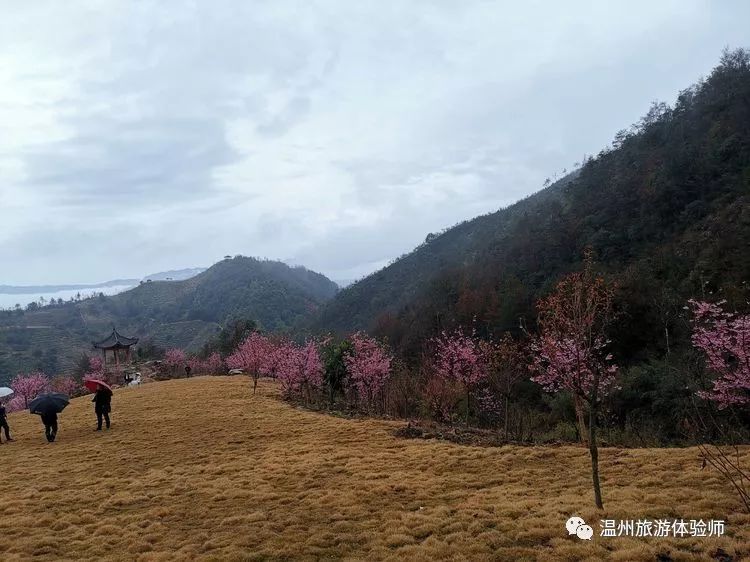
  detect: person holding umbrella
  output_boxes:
[40,411,58,443]
[85,379,113,431]
[29,392,69,443]
[0,386,14,443]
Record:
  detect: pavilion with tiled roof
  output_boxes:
[93,327,139,371]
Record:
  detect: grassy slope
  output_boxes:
[0,377,747,561]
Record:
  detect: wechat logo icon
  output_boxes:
[566,516,593,540]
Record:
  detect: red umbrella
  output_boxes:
[84,379,112,393]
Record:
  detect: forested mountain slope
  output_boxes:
[313,49,750,366]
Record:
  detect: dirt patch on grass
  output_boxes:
[393,420,529,447]
[0,376,747,561]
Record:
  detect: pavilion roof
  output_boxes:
[93,328,139,349]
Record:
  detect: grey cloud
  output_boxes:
[22,116,236,207]
[0,1,748,284]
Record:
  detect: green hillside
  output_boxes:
[312,49,750,366]
[0,256,338,382]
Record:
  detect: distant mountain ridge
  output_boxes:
[0,280,138,295]
[142,268,206,282]
[0,267,208,295]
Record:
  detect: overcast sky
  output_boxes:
[1,1,748,285]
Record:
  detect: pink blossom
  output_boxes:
[431,330,488,388]
[276,340,323,400]
[690,299,750,408]
[84,356,104,379]
[528,262,618,403]
[260,341,285,379]
[83,355,109,387]
[428,329,489,424]
[203,352,224,374]
[187,356,203,374]
[529,335,617,396]
[344,332,392,409]
[187,352,226,375]
[226,333,268,375]
[163,348,187,370]
[50,376,80,397]
[88,356,104,373]
[226,333,285,392]
[10,372,49,408]
[5,395,26,413]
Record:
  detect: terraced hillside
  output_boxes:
[0,376,747,561]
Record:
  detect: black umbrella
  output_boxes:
[29,393,70,416]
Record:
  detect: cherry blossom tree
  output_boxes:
[299,340,325,398]
[50,376,80,397]
[277,340,323,403]
[10,372,49,408]
[528,252,616,509]
[88,356,104,372]
[5,395,26,414]
[226,333,270,393]
[202,352,225,375]
[689,298,750,512]
[83,355,110,386]
[163,348,187,376]
[690,299,749,408]
[186,353,223,376]
[530,336,617,436]
[259,339,285,380]
[187,356,203,375]
[344,332,392,412]
[431,329,488,425]
[274,342,297,396]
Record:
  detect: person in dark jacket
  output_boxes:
[0,403,13,443]
[92,385,112,430]
[40,411,57,443]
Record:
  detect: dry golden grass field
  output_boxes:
[0,376,748,561]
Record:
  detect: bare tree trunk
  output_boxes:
[589,378,604,509]
[574,393,588,445]
[504,394,510,442]
[465,388,470,427]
